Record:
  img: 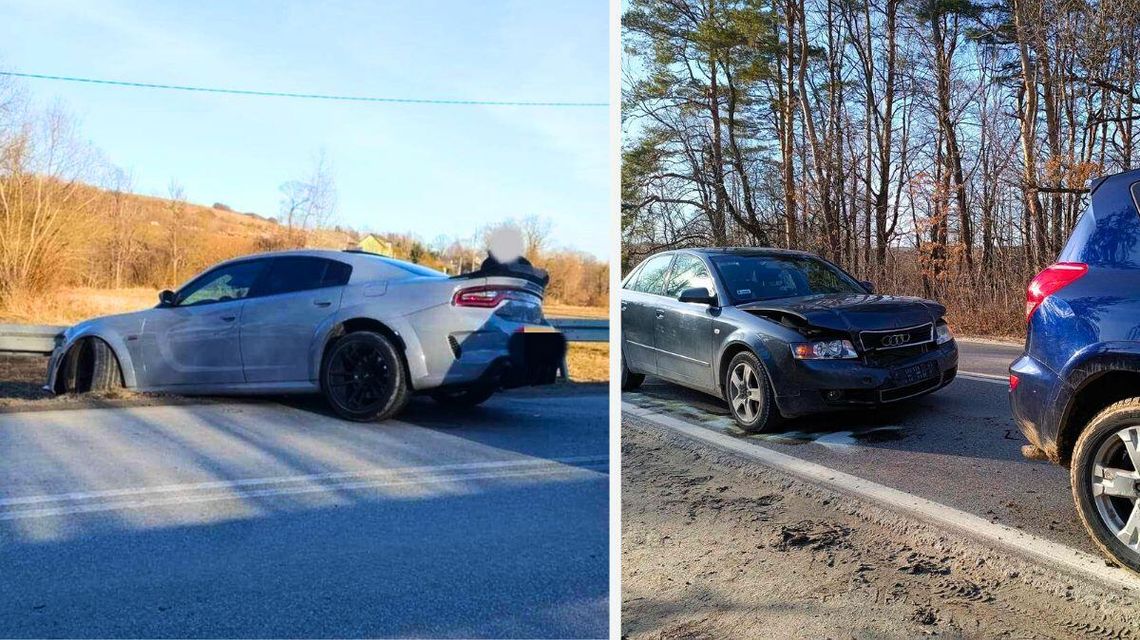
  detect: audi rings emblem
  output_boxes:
[882,333,911,347]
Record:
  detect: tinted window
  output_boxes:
[178,260,266,306]
[322,260,353,287]
[258,257,353,296]
[630,254,673,295]
[710,254,864,304]
[664,254,714,297]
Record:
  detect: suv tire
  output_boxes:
[1071,397,1140,575]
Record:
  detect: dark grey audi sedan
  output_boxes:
[620,248,958,431]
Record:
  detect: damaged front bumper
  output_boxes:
[773,340,959,418]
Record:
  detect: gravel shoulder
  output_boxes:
[622,417,1139,639]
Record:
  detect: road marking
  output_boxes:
[623,401,1140,592]
[958,370,1008,385]
[0,462,609,521]
[0,455,608,511]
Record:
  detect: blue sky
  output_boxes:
[0,0,610,258]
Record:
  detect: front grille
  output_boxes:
[865,343,930,367]
[859,323,934,352]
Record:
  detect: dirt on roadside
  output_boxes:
[622,419,1139,640]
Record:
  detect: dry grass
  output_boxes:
[565,342,609,382]
[546,303,609,319]
[0,287,159,325]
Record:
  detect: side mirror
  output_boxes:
[861,280,875,294]
[678,286,717,306]
[158,290,178,307]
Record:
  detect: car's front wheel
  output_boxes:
[321,331,410,422]
[724,351,775,433]
[58,337,122,394]
[1071,398,1140,575]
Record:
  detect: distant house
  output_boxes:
[355,234,393,256]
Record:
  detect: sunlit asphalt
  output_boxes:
[0,386,608,638]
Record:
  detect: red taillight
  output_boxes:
[452,285,538,308]
[1025,262,1087,321]
[1009,374,1020,391]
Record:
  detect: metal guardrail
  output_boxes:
[0,319,608,357]
[0,323,65,356]
[548,318,608,343]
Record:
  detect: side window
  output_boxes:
[632,254,673,295]
[664,254,714,298]
[178,261,266,306]
[257,257,349,296]
[322,260,353,287]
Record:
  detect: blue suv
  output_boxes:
[1010,168,1140,573]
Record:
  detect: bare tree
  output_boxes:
[165,179,189,286]
[104,168,142,288]
[278,151,337,245]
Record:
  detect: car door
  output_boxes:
[240,256,352,383]
[142,259,268,387]
[655,253,717,390]
[621,253,674,376]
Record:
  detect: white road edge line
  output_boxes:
[0,454,610,508]
[0,463,610,521]
[622,401,1140,592]
[958,370,1008,385]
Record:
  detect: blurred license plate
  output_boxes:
[891,361,938,386]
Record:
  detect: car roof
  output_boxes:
[206,249,446,280]
[1089,167,1140,194]
[668,247,819,259]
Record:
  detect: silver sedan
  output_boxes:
[46,249,566,421]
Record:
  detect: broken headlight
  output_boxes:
[791,339,858,360]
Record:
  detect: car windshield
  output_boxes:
[710,254,865,304]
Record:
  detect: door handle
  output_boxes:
[655,309,665,319]
[313,301,332,308]
[620,303,628,311]
[221,315,237,322]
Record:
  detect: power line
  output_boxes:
[0,71,608,108]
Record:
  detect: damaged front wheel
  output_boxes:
[57,337,122,394]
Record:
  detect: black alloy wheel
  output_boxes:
[321,331,410,422]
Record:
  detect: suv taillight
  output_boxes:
[1025,262,1087,321]
[452,285,538,308]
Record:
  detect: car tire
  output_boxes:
[621,352,644,391]
[724,351,776,433]
[321,331,410,422]
[430,384,496,408]
[59,338,122,394]
[1071,398,1140,575]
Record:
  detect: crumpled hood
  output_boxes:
[738,293,945,332]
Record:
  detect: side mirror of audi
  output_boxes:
[678,286,717,306]
[861,280,875,293]
[158,290,178,307]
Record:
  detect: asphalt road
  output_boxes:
[622,339,1096,555]
[0,386,609,638]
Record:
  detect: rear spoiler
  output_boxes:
[452,256,550,287]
